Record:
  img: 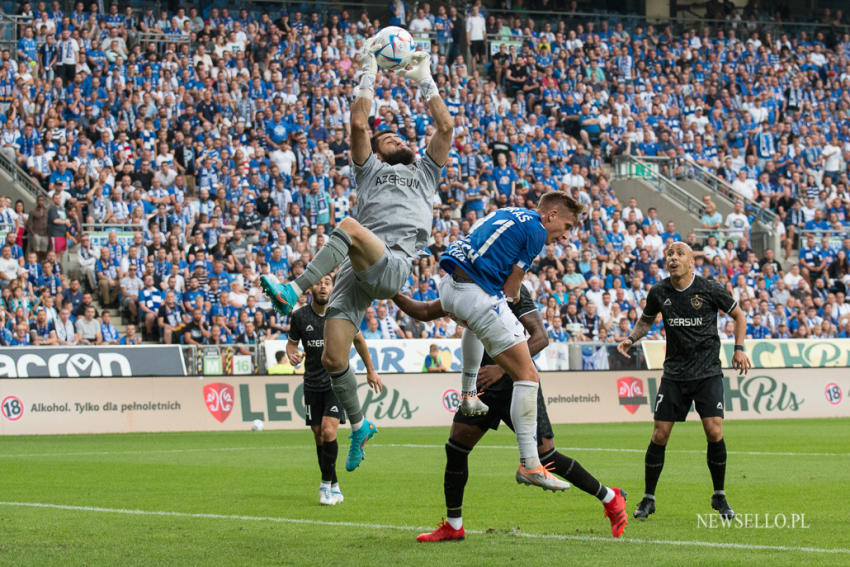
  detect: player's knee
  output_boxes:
[321,425,337,442]
[652,426,671,445]
[336,217,361,237]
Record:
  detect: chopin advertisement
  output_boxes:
[1,369,848,435]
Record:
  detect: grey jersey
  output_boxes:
[353,152,441,257]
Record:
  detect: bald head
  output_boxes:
[665,242,695,279]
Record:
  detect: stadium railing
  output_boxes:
[693,227,772,250]
[484,6,849,38]
[81,223,146,232]
[0,146,48,202]
[613,154,705,217]
[196,343,263,376]
[0,13,20,59]
[684,159,778,226]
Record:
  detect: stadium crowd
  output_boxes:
[0,1,849,349]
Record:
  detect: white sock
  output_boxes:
[446,516,462,530]
[321,481,331,489]
[290,281,303,296]
[511,380,540,470]
[460,330,484,396]
[350,418,363,432]
[331,483,340,492]
[602,487,615,504]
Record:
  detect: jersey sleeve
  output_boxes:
[642,285,661,320]
[417,152,443,195]
[511,286,538,320]
[287,310,302,343]
[353,153,382,192]
[516,222,547,271]
[709,281,737,313]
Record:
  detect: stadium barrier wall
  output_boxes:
[643,339,850,370]
[0,346,187,377]
[262,338,571,374]
[1,369,847,435]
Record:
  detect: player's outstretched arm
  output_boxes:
[616,313,656,358]
[728,305,752,375]
[351,38,378,166]
[392,291,445,321]
[399,52,452,166]
[353,331,382,393]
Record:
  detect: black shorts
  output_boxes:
[453,377,554,441]
[470,40,486,58]
[304,388,346,427]
[653,375,724,422]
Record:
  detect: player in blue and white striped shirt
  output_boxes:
[438,191,584,491]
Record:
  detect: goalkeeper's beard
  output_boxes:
[380,147,415,166]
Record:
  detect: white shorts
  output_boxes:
[438,275,525,358]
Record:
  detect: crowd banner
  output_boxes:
[642,339,850,370]
[2,369,847,435]
[262,339,570,374]
[0,346,187,378]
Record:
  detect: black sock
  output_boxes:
[316,444,325,480]
[707,438,726,492]
[540,449,607,500]
[444,439,471,519]
[322,439,339,484]
[644,441,666,496]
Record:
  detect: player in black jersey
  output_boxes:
[393,286,628,541]
[287,276,381,506]
[617,242,751,520]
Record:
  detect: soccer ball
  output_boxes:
[251,419,264,431]
[372,26,415,71]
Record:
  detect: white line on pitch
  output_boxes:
[0,444,847,459]
[0,501,846,556]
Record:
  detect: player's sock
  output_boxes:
[460,329,484,396]
[321,439,339,484]
[540,449,610,500]
[316,444,325,479]
[444,439,470,529]
[707,438,727,492]
[293,229,352,294]
[511,381,541,470]
[329,365,363,425]
[644,441,666,496]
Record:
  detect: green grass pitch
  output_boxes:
[1,418,848,566]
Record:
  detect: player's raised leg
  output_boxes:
[490,341,568,491]
[260,216,387,317]
[459,329,489,416]
[537,435,628,536]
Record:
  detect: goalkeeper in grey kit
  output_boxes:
[260,40,453,472]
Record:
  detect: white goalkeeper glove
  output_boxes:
[357,36,379,98]
[399,52,438,100]
[360,36,379,76]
